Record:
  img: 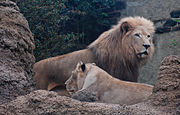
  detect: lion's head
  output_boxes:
[65,70,78,95]
[65,61,88,95]
[120,17,154,59]
[121,21,154,62]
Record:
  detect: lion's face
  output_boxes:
[65,62,87,95]
[122,26,154,60]
[65,71,78,95]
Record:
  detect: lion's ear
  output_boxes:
[77,61,85,72]
[81,63,86,72]
[120,22,132,35]
[77,61,83,68]
[76,61,81,71]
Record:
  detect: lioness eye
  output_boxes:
[135,33,140,38]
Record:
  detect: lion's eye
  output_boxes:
[147,35,151,40]
[135,33,140,38]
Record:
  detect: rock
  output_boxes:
[163,19,177,27]
[0,90,158,115]
[72,88,99,102]
[156,26,180,34]
[147,55,180,114]
[170,10,180,18]
[0,55,179,114]
[0,0,35,104]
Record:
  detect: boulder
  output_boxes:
[0,0,35,104]
[147,55,180,114]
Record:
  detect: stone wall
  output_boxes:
[0,0,35,104]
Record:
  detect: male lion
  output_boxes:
[65,62,153,105]
[33,16,155,91]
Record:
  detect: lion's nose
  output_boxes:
[143,44,150,49]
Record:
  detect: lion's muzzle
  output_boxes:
[137,44,150,57]
[143,44,150,49]
[137,48,149,58]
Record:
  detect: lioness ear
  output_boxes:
[81,63,86,72]
[120,22,132,35]
[77,61,83,66]
[77,61,83,70]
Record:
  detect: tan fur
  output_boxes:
[47,82,61,91]
[65,62,153,105]
[33,16,155,91]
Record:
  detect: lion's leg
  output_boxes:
[34,73,49,90]
[50,84,70,96]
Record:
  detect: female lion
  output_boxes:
[65,62,153,105]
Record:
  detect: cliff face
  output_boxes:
[0,0,35,104]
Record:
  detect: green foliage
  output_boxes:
[17,0,115,61]
[171,17,180,48]
[170,39,177,46]
[172,17,180,23]
[170,38,180,48]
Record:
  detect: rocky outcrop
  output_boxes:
[147,55,180,114]
[72,88,99,102]
[0,90,161,115]
[0,55,179,114]
[0,0,35,104]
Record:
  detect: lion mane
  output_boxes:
[33,16,155,91]
[65,62,153,105]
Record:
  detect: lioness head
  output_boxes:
[65,61,89,95]
[119,17,154,63]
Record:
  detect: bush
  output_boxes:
[17,0,116,61]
